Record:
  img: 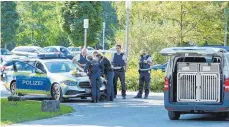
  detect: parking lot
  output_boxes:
[2,90,227,127]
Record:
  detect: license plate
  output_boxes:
[85,89,91,93]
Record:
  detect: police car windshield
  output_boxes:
[45,61,82,73]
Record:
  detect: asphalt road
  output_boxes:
[6,92,229,127]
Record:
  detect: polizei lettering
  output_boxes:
[22,80,43,86]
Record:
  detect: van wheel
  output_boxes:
[10,82,16,95]
[51,83,64,102]
[168,111,180,120]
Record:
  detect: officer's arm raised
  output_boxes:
[147,56,153,66]
[123,53,127,64]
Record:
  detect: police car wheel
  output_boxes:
[168,111,180,120]
[51,84,63,101]
[10,82,16,95]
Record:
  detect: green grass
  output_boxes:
[1,98,73,125]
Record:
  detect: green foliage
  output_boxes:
[113,2,229,58]
[117,57,165,92]
[120,67,165,92]
[16,2,69,47]
[60,1,102,46]
[153,52,167,64]
[1,1,19,49]
[1,98,73,125]
[97,1,119,49]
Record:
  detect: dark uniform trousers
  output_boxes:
[89,73,102,101]
[113,70,126,96]
[105,71,114,100]
[138,71,151,96]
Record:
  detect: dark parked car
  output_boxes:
[40,46,73,60]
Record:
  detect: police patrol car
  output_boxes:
[1,53,106,101]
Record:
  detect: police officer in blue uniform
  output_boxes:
[84,55,102,103]
[73,48,88,68]
[96,53,114,101]
[111,45,127,99]
[134,49,152,99]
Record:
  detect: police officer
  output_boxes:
[111,45,127,99]
[96,53,114,101]
[84,55,102,103]
[92,50,99,59]
[73,47,88,68]
[134,49,152,99]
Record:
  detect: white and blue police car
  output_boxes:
[1,53,106,101]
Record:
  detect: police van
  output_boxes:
[1,53,106,101]
[160,47,229,120]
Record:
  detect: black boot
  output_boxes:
[134,95,142,98]
[110,96,114,101]
[134,92,142,98]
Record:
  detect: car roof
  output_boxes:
[14,46,41,49]
[38,59,71,62]
[9,57,71,63]
[45,46,66,49]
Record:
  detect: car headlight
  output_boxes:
[60,80,78,86]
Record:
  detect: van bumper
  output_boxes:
[164,91,229,113]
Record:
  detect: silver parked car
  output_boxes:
[11,46,42,57]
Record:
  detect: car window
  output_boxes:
[60,48,70,54]
[15,61,35,73]
[48,48,58,52]
[45,61,82,73]
[14,48,21,51]
[35,61,46,73]
[27,48,37,53]
[73,48,80,51]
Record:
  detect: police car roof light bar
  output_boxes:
[38,53,67,59]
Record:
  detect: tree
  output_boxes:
[113,1,227,58]
[16,1,69,47]
[59,1,102,46]
[1,1,19,49]
[97,1,119,49]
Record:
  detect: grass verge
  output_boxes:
[1,98,73,125]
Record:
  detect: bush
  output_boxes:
[152,52,167,64]
[150,70,165,92]
[116,67,165,92]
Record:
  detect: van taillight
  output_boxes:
[164,78,170,91]
[225,78,229,92]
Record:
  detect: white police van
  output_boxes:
[160,47,229,120]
